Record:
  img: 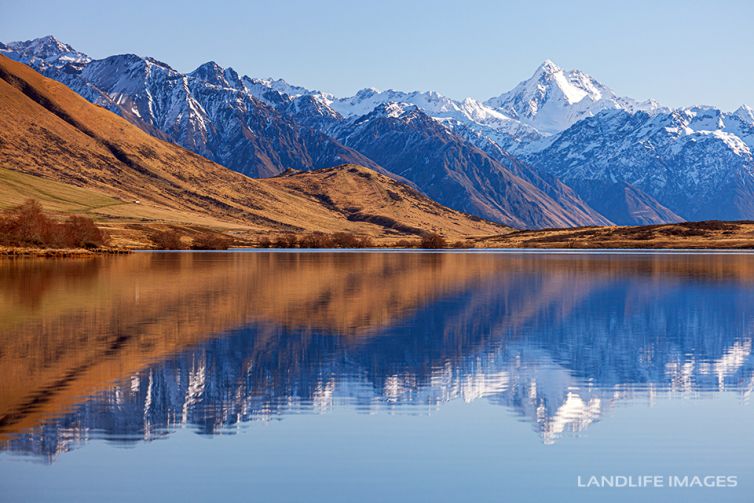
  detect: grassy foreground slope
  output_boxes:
[0,55,509,247]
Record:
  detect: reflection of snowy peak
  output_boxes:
[6,265,754,460]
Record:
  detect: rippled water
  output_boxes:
[1,251,754,502]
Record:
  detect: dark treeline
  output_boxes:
[151,230,469,250]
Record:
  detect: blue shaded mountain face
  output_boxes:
[324,103,611,228]
[4,36,754,226]
[4,252,754,459]
[527,108,754,222]
[560,179,683,226]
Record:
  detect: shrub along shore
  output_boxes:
[0,199,128,256]
[254,231,464,249]
[148,228,463,250]
[0,246,131,257]
[1,199,108,248]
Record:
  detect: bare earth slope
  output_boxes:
[0,55,509,245]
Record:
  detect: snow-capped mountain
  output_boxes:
[244,83,546,154]
[1,39,381,179]
[320,87,544,153]
[240,62,689,225]
[528,107,754,221]
[485,59,663,136]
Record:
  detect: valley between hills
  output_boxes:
[1,53,754,251]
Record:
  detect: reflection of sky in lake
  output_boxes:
[1,252,753,502]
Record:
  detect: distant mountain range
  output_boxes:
[3,36,754,227]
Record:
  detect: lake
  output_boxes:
[1,251,753,502]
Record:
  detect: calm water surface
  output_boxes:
[1,251,753,502]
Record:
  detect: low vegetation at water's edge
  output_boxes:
[0,199,115,253]
[254,231,471,249]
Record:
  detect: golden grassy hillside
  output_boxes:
[0,55,509,246]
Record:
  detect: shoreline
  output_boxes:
[5,246,754,259]
[0,246,132,258]
[5,219,754,258]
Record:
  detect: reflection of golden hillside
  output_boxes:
[2,252,754,438]
[0,252,502,437]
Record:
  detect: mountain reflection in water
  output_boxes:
[1,251,753,460]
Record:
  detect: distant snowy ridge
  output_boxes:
[528,106,754,221]
[240,58,669,154]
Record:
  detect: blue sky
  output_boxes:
[2,0,752,110]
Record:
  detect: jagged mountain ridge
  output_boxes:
[246,59,662,154]
[327,103,611,228]
[233,56,724,226]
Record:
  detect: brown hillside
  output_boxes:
[0,55,509,245]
